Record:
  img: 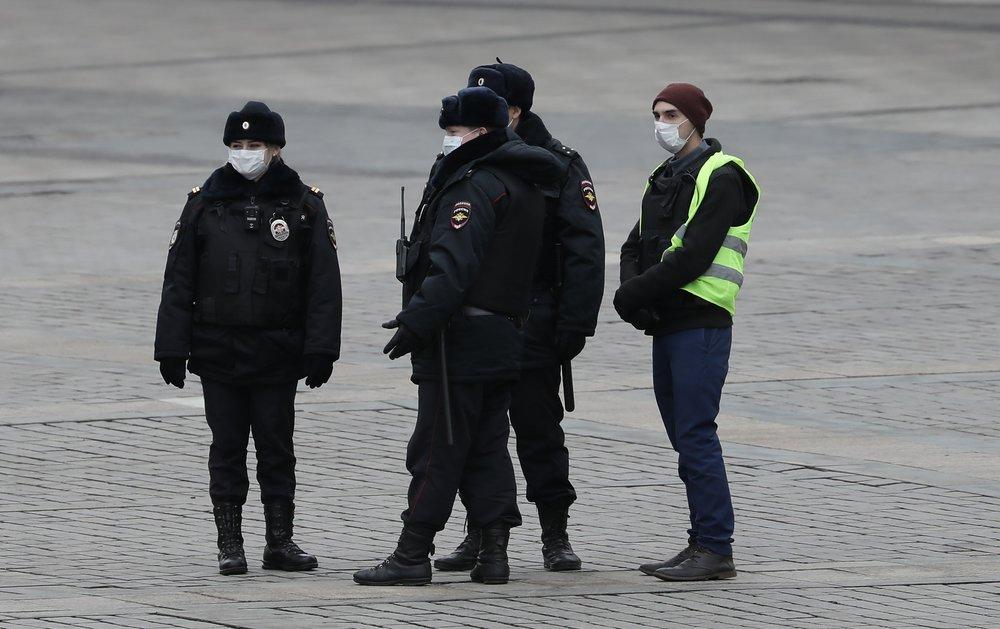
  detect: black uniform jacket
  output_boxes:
[397,129,563,383]
[514,112,606,369]
[619,139,757,335]
[154,161,342,384]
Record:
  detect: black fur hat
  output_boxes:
[467,59,534,112]
[223,101,285,147]
[438,87,509,129]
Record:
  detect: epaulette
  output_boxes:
[308,185,324,199]
[188,186,201,197]
[548,138,578,160]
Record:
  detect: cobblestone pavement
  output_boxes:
[3,0,1000,627]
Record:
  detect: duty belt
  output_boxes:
[461,305,524,327]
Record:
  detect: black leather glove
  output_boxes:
[555,331,587,361]
[303,354,335,389]
[159,358,186,389]
[382,319,419,360]
[613,276,648,322]
[626,308,661,331]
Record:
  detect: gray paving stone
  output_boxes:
[3,0,1000,627]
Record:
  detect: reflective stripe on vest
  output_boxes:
[673,225,749,259]
[660,151,760,315]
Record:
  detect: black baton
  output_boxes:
[553,242,576,413]
[439,333,454,445]
[561,360,575,413]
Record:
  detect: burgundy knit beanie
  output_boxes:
[653,83,713,135]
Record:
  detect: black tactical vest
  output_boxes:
[637,167,697,273]
[193,190,313,328]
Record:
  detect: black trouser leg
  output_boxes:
[508,365,576,507]
[459,382,522,530]
[402,381,521,533]
[202,378,252,505]
[249,381,298,504]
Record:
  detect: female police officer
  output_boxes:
[154,101,342,575]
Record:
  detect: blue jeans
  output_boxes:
[652,327,734,556]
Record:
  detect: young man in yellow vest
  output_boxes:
[614,83,760,581]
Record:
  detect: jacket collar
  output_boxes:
[201,159,303,201]
[650,138,723,182]
[512,111,552,147]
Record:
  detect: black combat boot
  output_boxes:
[434,528,481,571]
[639,540,697,575]
[470,523,511,584]
[262,500,318,571]
[353,526,434,586]
[537,503,582,571]
[652,546,737,581]
[213,503,247,575]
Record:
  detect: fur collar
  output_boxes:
[201,159,303,201]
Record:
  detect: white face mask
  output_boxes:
[654,120,695,154]
[441,129,480,156]
[228,148,271,180]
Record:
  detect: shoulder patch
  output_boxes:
[580,180,598,211]
[168,220,181,249]
[188,186,201,197]
[326,218,337,250]
[450,202,471,230]
[308,185,324,199]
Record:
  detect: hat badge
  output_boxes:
[477,77,485,86]
[242,121,250,130]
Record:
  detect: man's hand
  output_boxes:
[613,276,648,321]
[382,319,419,360]
[555,331,587,361]
[158,358,187,389]
[626,308,661,331]
[303,354,335,388]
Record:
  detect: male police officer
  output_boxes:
[155,102,342,575]
[353,87,563,586]
[614,84,760,581]
[434,61,605,574]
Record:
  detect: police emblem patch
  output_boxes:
[327,218,338,250]
[168,220,180,248]
[580,180,598,211]
[451,202,471,230]
[270,218,290,242]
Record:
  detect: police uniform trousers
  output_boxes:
[508,364,577,508]
[403,380,522,532]
[201,378,297,505]
[651,327,735,557]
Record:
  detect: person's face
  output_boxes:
[445,125,486,144]
[652,101,693,136]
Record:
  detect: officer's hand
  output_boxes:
[303,354,335,389]
[382,319,419,360]
[627,308,661,331]
[556,331,587,361]
[158,358,187,389]
[613,278,646,321]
